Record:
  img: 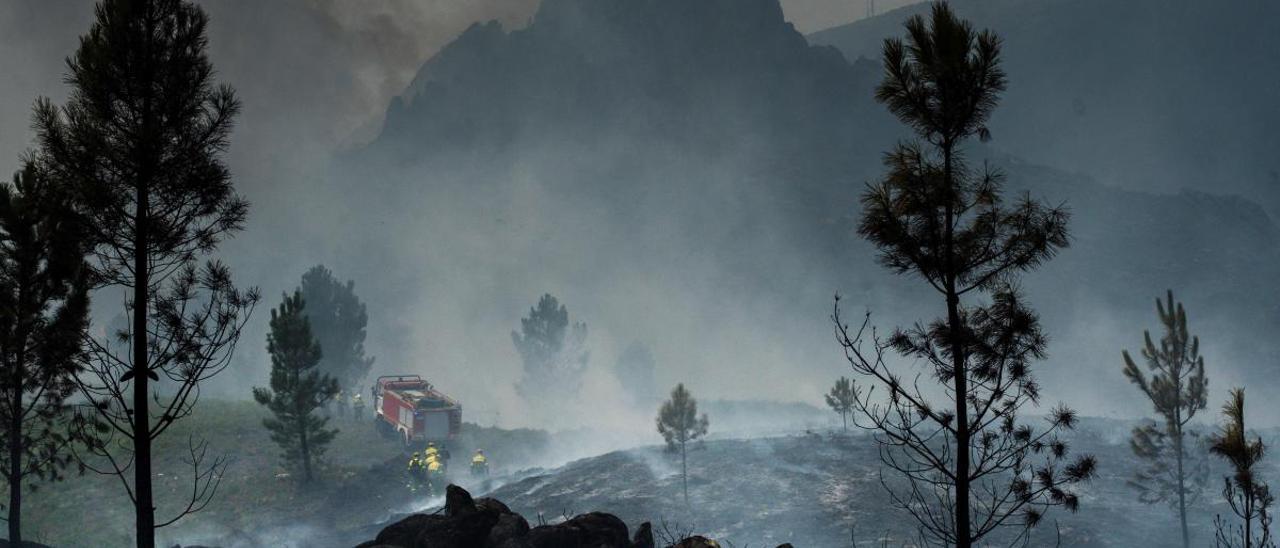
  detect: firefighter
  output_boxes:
[336,390,348,418]
[352,392,364,419]
[406,451,426,492]
[426,456,444,493]
[424,442,439,459]
[470,449,489,477]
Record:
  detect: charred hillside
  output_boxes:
[353,425,1280,548]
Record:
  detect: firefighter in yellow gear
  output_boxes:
[425,442,439,458]
[352,392,365,419]
[426,457,445,493]
[470,449,489,477]
[406,451,427,492]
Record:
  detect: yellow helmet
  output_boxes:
[412,451,419,457]
[427,441,435,447]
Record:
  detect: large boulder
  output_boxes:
[632,522,654,548]
[360,485,644,548]
[366,513,447,547]
[526,512,630,548]
[668,537,721,548]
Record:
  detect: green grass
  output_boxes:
[15,399,416,547]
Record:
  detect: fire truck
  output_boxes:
[372,375,462,447]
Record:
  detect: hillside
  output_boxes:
[482,428,1278,547]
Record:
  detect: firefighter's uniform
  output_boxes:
[407,452,426,491]
[471,450,488,477]
[426,458,444,490]
[352,393,364,418]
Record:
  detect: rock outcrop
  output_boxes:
[357,484,799,548]
[357,484,650,548]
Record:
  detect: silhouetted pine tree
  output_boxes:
[1209,389,1273,548]
[299,265,374,392]
[831,4,1095,546]
[33,1,258,544]
[0,162,91,544]
[253,292,339,483]
[824,377,855,431]
[1123,290,1210,548]
[657,383,708,504]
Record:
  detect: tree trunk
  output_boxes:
[300,419,312,482]
[842,412,848,431]
[1244,484,1254,548]
[297,365,312,483]
[681,440,688,504]
[1174,431,1188,548]
[942,143,972,548]
[1171,389,1189,548]
[9,380,23,545]
[134,180,155,548]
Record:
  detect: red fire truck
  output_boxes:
[372,375,462,447]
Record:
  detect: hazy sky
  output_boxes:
[0,0,921,167]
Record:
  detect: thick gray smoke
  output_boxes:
[3,0,1277,440]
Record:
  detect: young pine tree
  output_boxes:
[1123,290,1210,548]
[253,292,339,483]
[824,377,855,431]
[1209,389,1273,548]
[657,383,709,504]
[35,1,258,543]
[832,4,1095,546]
[0,163,91,544]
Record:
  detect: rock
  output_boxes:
[526,512,630,548]
[412,508,500,548]
[776,544,794,548]
[487,512,532,547]
[446,483,478,516]
[372,513,447,547]
[476,496,514,515]
[632,522,654,548]
[670,537,721,548]
[362,485,638,548]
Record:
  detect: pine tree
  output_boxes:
[1209,389,1273,548]
[1123,290,1210,548]
[0,162,91,544]
[656,383,708,504]
[34,1,258,544]
[824,377,855,431]
[511,293,588,400]
[253,291,339,483]
[299,265,374,391]
[831,4,1095,546]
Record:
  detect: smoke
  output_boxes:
[4,0,1279,453]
